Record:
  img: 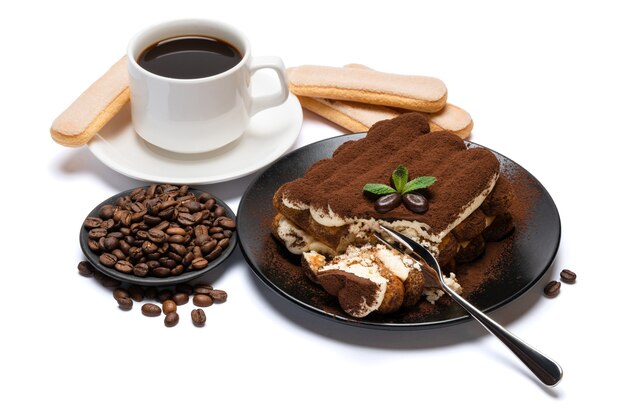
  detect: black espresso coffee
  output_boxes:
[138,36,242,79]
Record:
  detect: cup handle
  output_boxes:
[249,56,289,116]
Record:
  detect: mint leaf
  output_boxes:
[392,165,409,192]
[402,176,436,194]
[363,183,397,195]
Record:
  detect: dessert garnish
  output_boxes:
[363,164,436,213]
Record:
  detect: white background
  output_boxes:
[2,0,624,416]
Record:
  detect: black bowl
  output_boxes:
[79,187,237,286]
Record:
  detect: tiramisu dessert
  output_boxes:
[271,112,514,317]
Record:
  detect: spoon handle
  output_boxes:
[445,288,563,386]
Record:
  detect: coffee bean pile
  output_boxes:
[83,184,235,279]
[78,260,226,327]
[543,268,577,298]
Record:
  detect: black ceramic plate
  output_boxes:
[238,133,561,329]
[79,187,237,286]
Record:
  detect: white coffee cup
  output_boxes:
[127,19,289,154]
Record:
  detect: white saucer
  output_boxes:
[89,76,303,184]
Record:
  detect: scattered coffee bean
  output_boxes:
[117,296,133,311]
[164,312,179,327]
[162,300,177,314]
[191,308,206,327]
[193,294,213,307]
[543,280,561,298]
[173,292,190,305]
[560,269,577,284]
[77,260,95,276]
[113,288,129,301]
[141,303,162,317]
[208,289,228,303]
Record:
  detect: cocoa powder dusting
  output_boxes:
[278,113,500,235]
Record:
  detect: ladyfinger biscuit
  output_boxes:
[298,95,473,139]
[287,65,447,113]
[51,56,129,147]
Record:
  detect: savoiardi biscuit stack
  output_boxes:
[287,64,473,139]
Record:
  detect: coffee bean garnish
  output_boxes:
[117,296,133,311]
[164,312,179,327]
[560,269,576,284]
[363,165,436,214]
[543,280,561,298]
[83,184,235,279]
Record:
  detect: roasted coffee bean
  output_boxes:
[191,257,209,270]
[145,199,161,216]
[88,239,100,252]
[142,241,158,254]
[130,211,146,223]
[544,280,561,298]
[223,230,233,238]
[173,292,190,305]
[115,195,132,207]
[146,260,161,271]
[206,246,223,261]
[101,218,115,230]
[182,252,194,266]
[167,252,183,263]
[374,193,401,213]
[153,267,171,277]
[184,201,203,213]
[191,308,206,326]
[217,218,236,230]
[113,288,129,300]
[169,243,188,257]
[148,228,167,243]
[560,269,577,284]
[119,240,131,255]
[141,303,162,317]
[114,209,132,226]
[178,212,198,226]
[129,202,145,213]
[99,253,118,267]
[99,204,115,219]
[194,285,213,295]
[77,260,95,276]
[168,234,186,244]
[164,312,179,327]
[84,217,103,229]
[117,296,133,311]
[128,246,143,260]
[160,258,177,270]
[130,187,146,202]
[192,246,203,259]
[193,294,213,307]
[115,260,134,274]
[197,192,212,203]
[157,289,173,303]
[194,234,211,246]
[103,236,120,251]
[131,263,147,277]
[208,289,228,303]
[178,185,189,196]
[143,214,161,225]
[106,231,125,239]
[166,227,187,236]
[213,206,225,217]
[217,238,230,249]
[211,233,225,240]
[158,206,176,220]
[111,249,126,260]
[128,285,145,302]
[89,228,108,239]
[403,193,429,214]
[171,265,184,276]
[162,300,177,314]
[200,240,217,255]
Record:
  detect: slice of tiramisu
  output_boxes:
[271,112,514,317]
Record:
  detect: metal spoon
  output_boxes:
[376,225,563,387]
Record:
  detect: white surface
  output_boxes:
[2,1,624,416]
[90,89,302,184]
